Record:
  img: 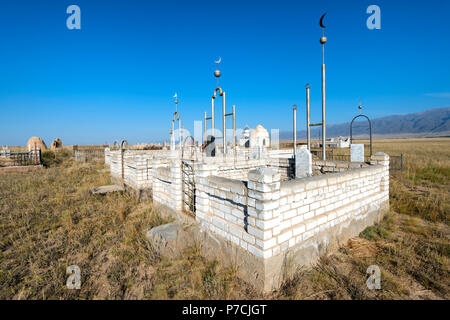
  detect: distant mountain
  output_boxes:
[280,108,450,139]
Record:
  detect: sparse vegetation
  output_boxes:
[0,138,448,299]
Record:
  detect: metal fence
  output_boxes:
[389,154,404,174]
[0,150,42,167]
[74,149,105,162]
[310,149,404,174]
[311,150,371,163]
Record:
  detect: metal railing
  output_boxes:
[310,149,404,174]
[0,150,41,167]
[74,149,105,162]
[389,154,404,174]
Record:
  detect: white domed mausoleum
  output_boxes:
[249,124,270,148]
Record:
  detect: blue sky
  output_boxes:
[0,0,449,145]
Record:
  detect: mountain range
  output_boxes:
[279,108,450,140]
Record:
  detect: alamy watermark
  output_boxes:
[366,5,381,30]
[66,265,81,289]
[366,265,381,290]
[66,5,81,30]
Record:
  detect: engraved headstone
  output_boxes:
[350,144,365,162]
[295,148,312,178]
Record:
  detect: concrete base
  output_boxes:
[150,200,389,293]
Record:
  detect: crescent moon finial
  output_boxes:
[214,57,221,64]
[320,13,327,28]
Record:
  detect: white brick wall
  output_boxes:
[107,148,390,261]
[194,153,390,260]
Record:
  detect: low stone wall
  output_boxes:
[152,161,182,212]
[267,157,295,180]
[195,176,250,247]
[215,158,266,180]
[106,147,391,293]
[107,148,177,189]
[312,159,369,174]
[191,153,390,292]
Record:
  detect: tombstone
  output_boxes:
[205,135,216,157]
[350,144,365,162]
[295,148,312,178]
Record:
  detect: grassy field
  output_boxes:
[0,138,448,299]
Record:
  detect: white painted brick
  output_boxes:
[293,223,306,236]
[278,230,292,243]
[247,244,264,258]
[304,211,314,220]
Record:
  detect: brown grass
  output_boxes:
[0,138,448,299]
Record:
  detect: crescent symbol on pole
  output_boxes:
[214,57,221,64]
[319,13,327,28]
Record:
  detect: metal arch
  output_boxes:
[211,86,226,152]
[120,140,128,151]
[120,140,129,183]
[350,114,373,157]
[182,135,196,159]
[172,111,182,150]
[212,87,224,98]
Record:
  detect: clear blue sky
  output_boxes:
[0,0,449,145]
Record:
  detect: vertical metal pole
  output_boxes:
[232,105,236,153]
[293,105,297,156]
[34,142,37,165]
[223,92,226,154]
[306,84,311,151]
[182,125,185,149]
[322,63,326,160]
[211,97,215,137]
[179,118,182,150]
[204,112,207,145]
[401,154,403,173]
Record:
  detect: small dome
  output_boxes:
[250,125,268,136]
[27,137,47,150]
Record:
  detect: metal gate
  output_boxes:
[181,160,196,216]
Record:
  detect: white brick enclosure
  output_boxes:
[106,148,390,292]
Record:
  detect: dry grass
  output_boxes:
[0,138,448,299]
[0,156,255,299]
[274,138,449,299]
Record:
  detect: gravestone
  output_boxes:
[350,144,365,162]
[205,135,216,157]
[295,148,312,178]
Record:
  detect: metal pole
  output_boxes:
[320,23,327,161]
[179,119,182,150]
[293,105,297,156]
[223,92,226,154]
[232,105,236,153]
[321,63,326,160]
[306,84,311,151]
[172,121,175,149]
[211,97,215,137]
[34,142,37,165]
[401,154,403,172]
[204,111,207,145]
